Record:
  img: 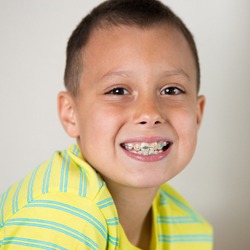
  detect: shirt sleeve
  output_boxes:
[0,192,108,250]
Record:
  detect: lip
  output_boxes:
[120,137,173,162]
[121,136,169,144]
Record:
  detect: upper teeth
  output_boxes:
[122,141,168,156]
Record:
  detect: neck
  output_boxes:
[104,180,159,249]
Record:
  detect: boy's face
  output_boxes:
[61,25,205,189]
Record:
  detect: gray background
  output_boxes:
[0,1,249,249]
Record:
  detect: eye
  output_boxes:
[160,86,185,95]
[105,87,130,95]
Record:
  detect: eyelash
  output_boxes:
[105,87,129,95]
[160,87,185,95]
[105,86,185,96]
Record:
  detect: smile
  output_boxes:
[121,141,172,156]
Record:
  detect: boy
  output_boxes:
[0,0,213,249]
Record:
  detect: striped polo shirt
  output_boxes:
[0,144,213,249]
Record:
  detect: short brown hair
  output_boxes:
[64,0,200,96]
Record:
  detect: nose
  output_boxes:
[133,95,165,128]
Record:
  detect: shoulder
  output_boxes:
[155,183,213,239]
[0,145,105,223]
[152,183,213,249]
[159,182,195,208]
[0,192,110,249]
[0,145,118,249]
[157,183,211,223]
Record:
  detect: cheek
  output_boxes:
[77,105,126,173]
[172,107,199,146]
[79,105,125,145]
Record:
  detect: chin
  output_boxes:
[125,172,172,189]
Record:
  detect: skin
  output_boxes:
[58,25,205,249]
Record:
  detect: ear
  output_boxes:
[196,95,206,129]
[57,91,79,138]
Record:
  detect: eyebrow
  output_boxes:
[101,70,131,81]
[161,69,191,80]
[101,68,190,81]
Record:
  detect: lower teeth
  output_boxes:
[133,149,163,156]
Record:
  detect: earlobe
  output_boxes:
[57,91,79,138]
[196,95,206,129]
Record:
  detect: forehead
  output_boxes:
[81,25,197,84]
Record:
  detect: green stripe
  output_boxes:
[160,190,201,222]
[12,179,24,214]
[26,200,107,239]
[3,237,67,250]
[27,165,40,202]
[3,241,55,250]
[79,168,87,197]
[0,187,11,226]
[159,234,213,243]
[72,145,80,156]
[97,198,114,209]
[60,152,70,193]
[95,172,104,189]
[108,235,119,246]
[5,218,99,250]
[157,215,201,224]
[106,217,119,226]
[64,155,70,192]
[42,159,53,194]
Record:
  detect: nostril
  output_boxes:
[139,120,161,125]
